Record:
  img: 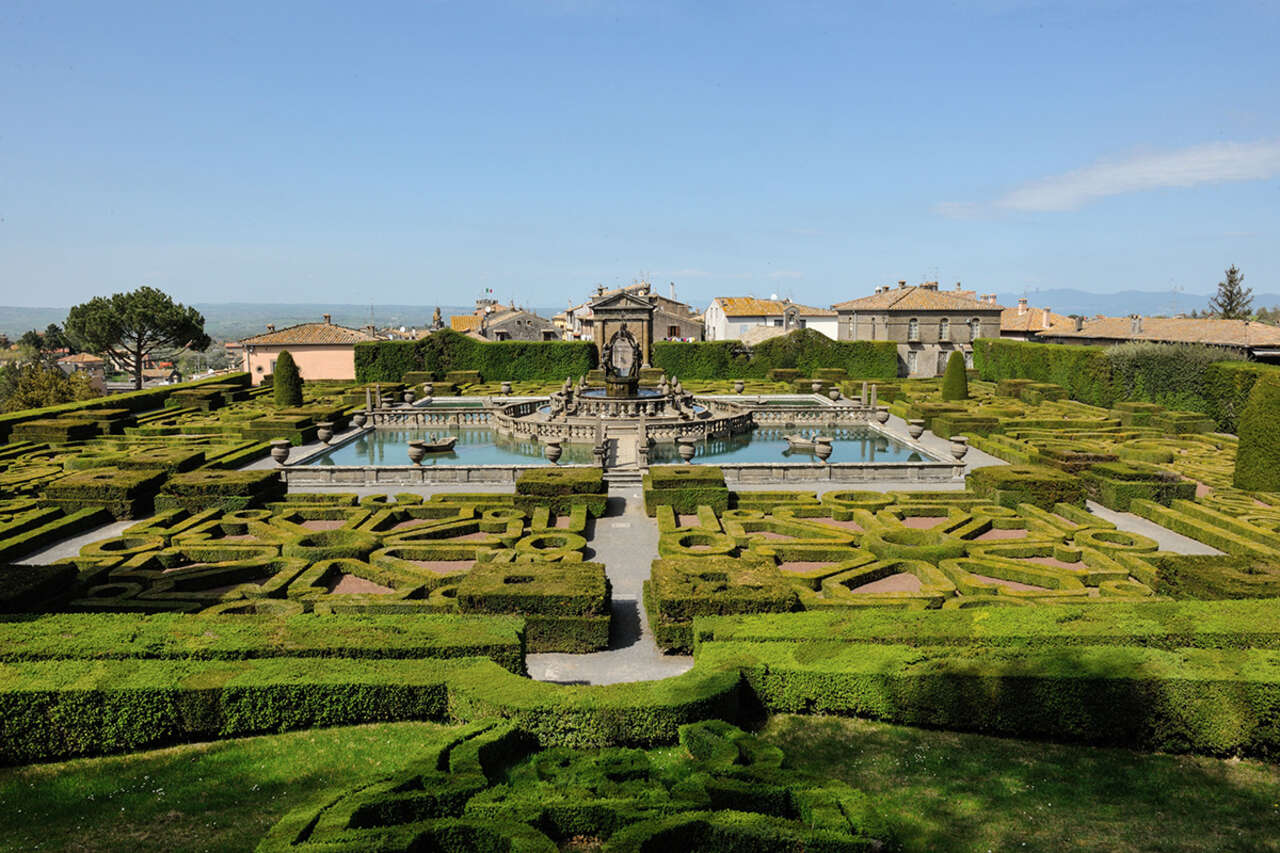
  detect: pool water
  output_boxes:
[306,428,596,467]
[647,426,928,464]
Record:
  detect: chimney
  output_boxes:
[1130,314,1143,335]
[363,324,376,337]
[955,281,962,290]
[1042,308,1051,326]
[921,281,938,291]
[669,281,676,300]
[1017,297,1028,315]
[986,294,998,305]
[898,280,907,289]
[1073,316,1084,332]
[266,323,275,333]
[322,313,331,324]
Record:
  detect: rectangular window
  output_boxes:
[907,350,917,374]
[668,325,679,338]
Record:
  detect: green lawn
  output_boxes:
[0,721,459,853]
[3,716,1278,852]
[762,714,1280,853]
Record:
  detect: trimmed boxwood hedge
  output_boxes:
[1234,373,1280,491]
[652,329,898,381]
[42,466,168,519]
[1081,461,1196,511]
[698,640,1280,757]
[966,464,1085,510]
[355,329,597,383]
[643,466,730,516]
[0,612,527,673]
[458,561,611,653]
[154,469,285,513]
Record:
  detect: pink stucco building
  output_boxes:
[240,315,379,385]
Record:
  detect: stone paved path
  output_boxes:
[1085,500,1222,555]
[525,489,694,685]
[23,519,133,564]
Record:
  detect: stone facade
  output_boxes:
[832,282,1003,378]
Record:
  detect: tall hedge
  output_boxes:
[652,329,898,380]
[273,350,303,407]
[354,329,596,383]
[974,338,1275,431]
[940,351,968,400]
[1233,374,1280,491]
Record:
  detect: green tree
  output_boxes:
[1209,265,1253,320]
[0,360,97,413]
[1233,373,1280,491]
[18,329,43,352]
[43,323,70,352]
[940,350,969,400]
[65,286,210,390]
[273,350,303,407]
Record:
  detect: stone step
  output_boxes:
[605,470,644,486]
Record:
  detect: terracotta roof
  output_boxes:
[1041,316,1280,348]
[712,297,836,318]
[833,285,1003,312]
[58,352,105,365]
[449,315,482,332]
[241,322,376,346]
[1001,304,1071,334]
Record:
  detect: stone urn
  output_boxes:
[407,440,428,465]
[501,381,513,395]
[403,389,416,405]
[350,411,367,429]
[811,380,823,394]
[907,419,925,440]
[828,388,842,402]
[381,394,395,408]
[269,439,291,466]
[950,435,969,461]
[423,382,434,397]
[316,422,334,445]
[676,438,697,464]
[875,407,890,424]
[814,436,833,462]
[542,440,563,465]
[733,380,745,394]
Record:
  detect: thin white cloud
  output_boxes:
[936,140,1280,217]
[768,270,803,279]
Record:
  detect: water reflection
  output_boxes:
[649,426,928,464]
[308,428,595,467]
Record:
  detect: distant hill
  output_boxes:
[995,289,1280,318]
[0,303,564,341]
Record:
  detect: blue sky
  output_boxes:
[2,0,1277,310]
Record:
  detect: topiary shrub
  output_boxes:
[1234,373,1280,492]
[273,350,303,408]
[967,465,1085,510]
[940,351,969,400]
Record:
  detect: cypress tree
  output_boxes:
[1209,265,1253,319]
[940,350,969,401]
[273,350,303,408]
[1233,373,1280,491]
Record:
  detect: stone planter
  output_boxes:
[907,419,925,440]
[350,412,367,429]
[828,388,841,402]
[316,422,334,445]
[542,440,563,465]
[501,381,512,395]
[811,381,823,394]
[814,436,833,462]
[269,440,291,466]
[733,380,745,394]
[950,435,969,461]
[407,441,428,465]
[423,383,434,397]
[677,438,697,464]
[403,390,416,405]
[875,407,890,424]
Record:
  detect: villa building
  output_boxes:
[703,297,838,341]
[1036,315,1280,363]
[239,315,380,385]
[1001,298,1070,341]
[832,281,1003,377]
[56,352,106,392]
[450,299,559,341]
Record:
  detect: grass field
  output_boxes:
[2,716,1277,852]
[762,715,1280,853]
[0,722,459,853]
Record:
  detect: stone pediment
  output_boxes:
[589,290,654,312]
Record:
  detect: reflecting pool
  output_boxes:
[305,428,596,467]
[647,426,928,465]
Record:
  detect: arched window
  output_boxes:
[908,318,919,341]
[970,318,981,341]
[939,318,950,341]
